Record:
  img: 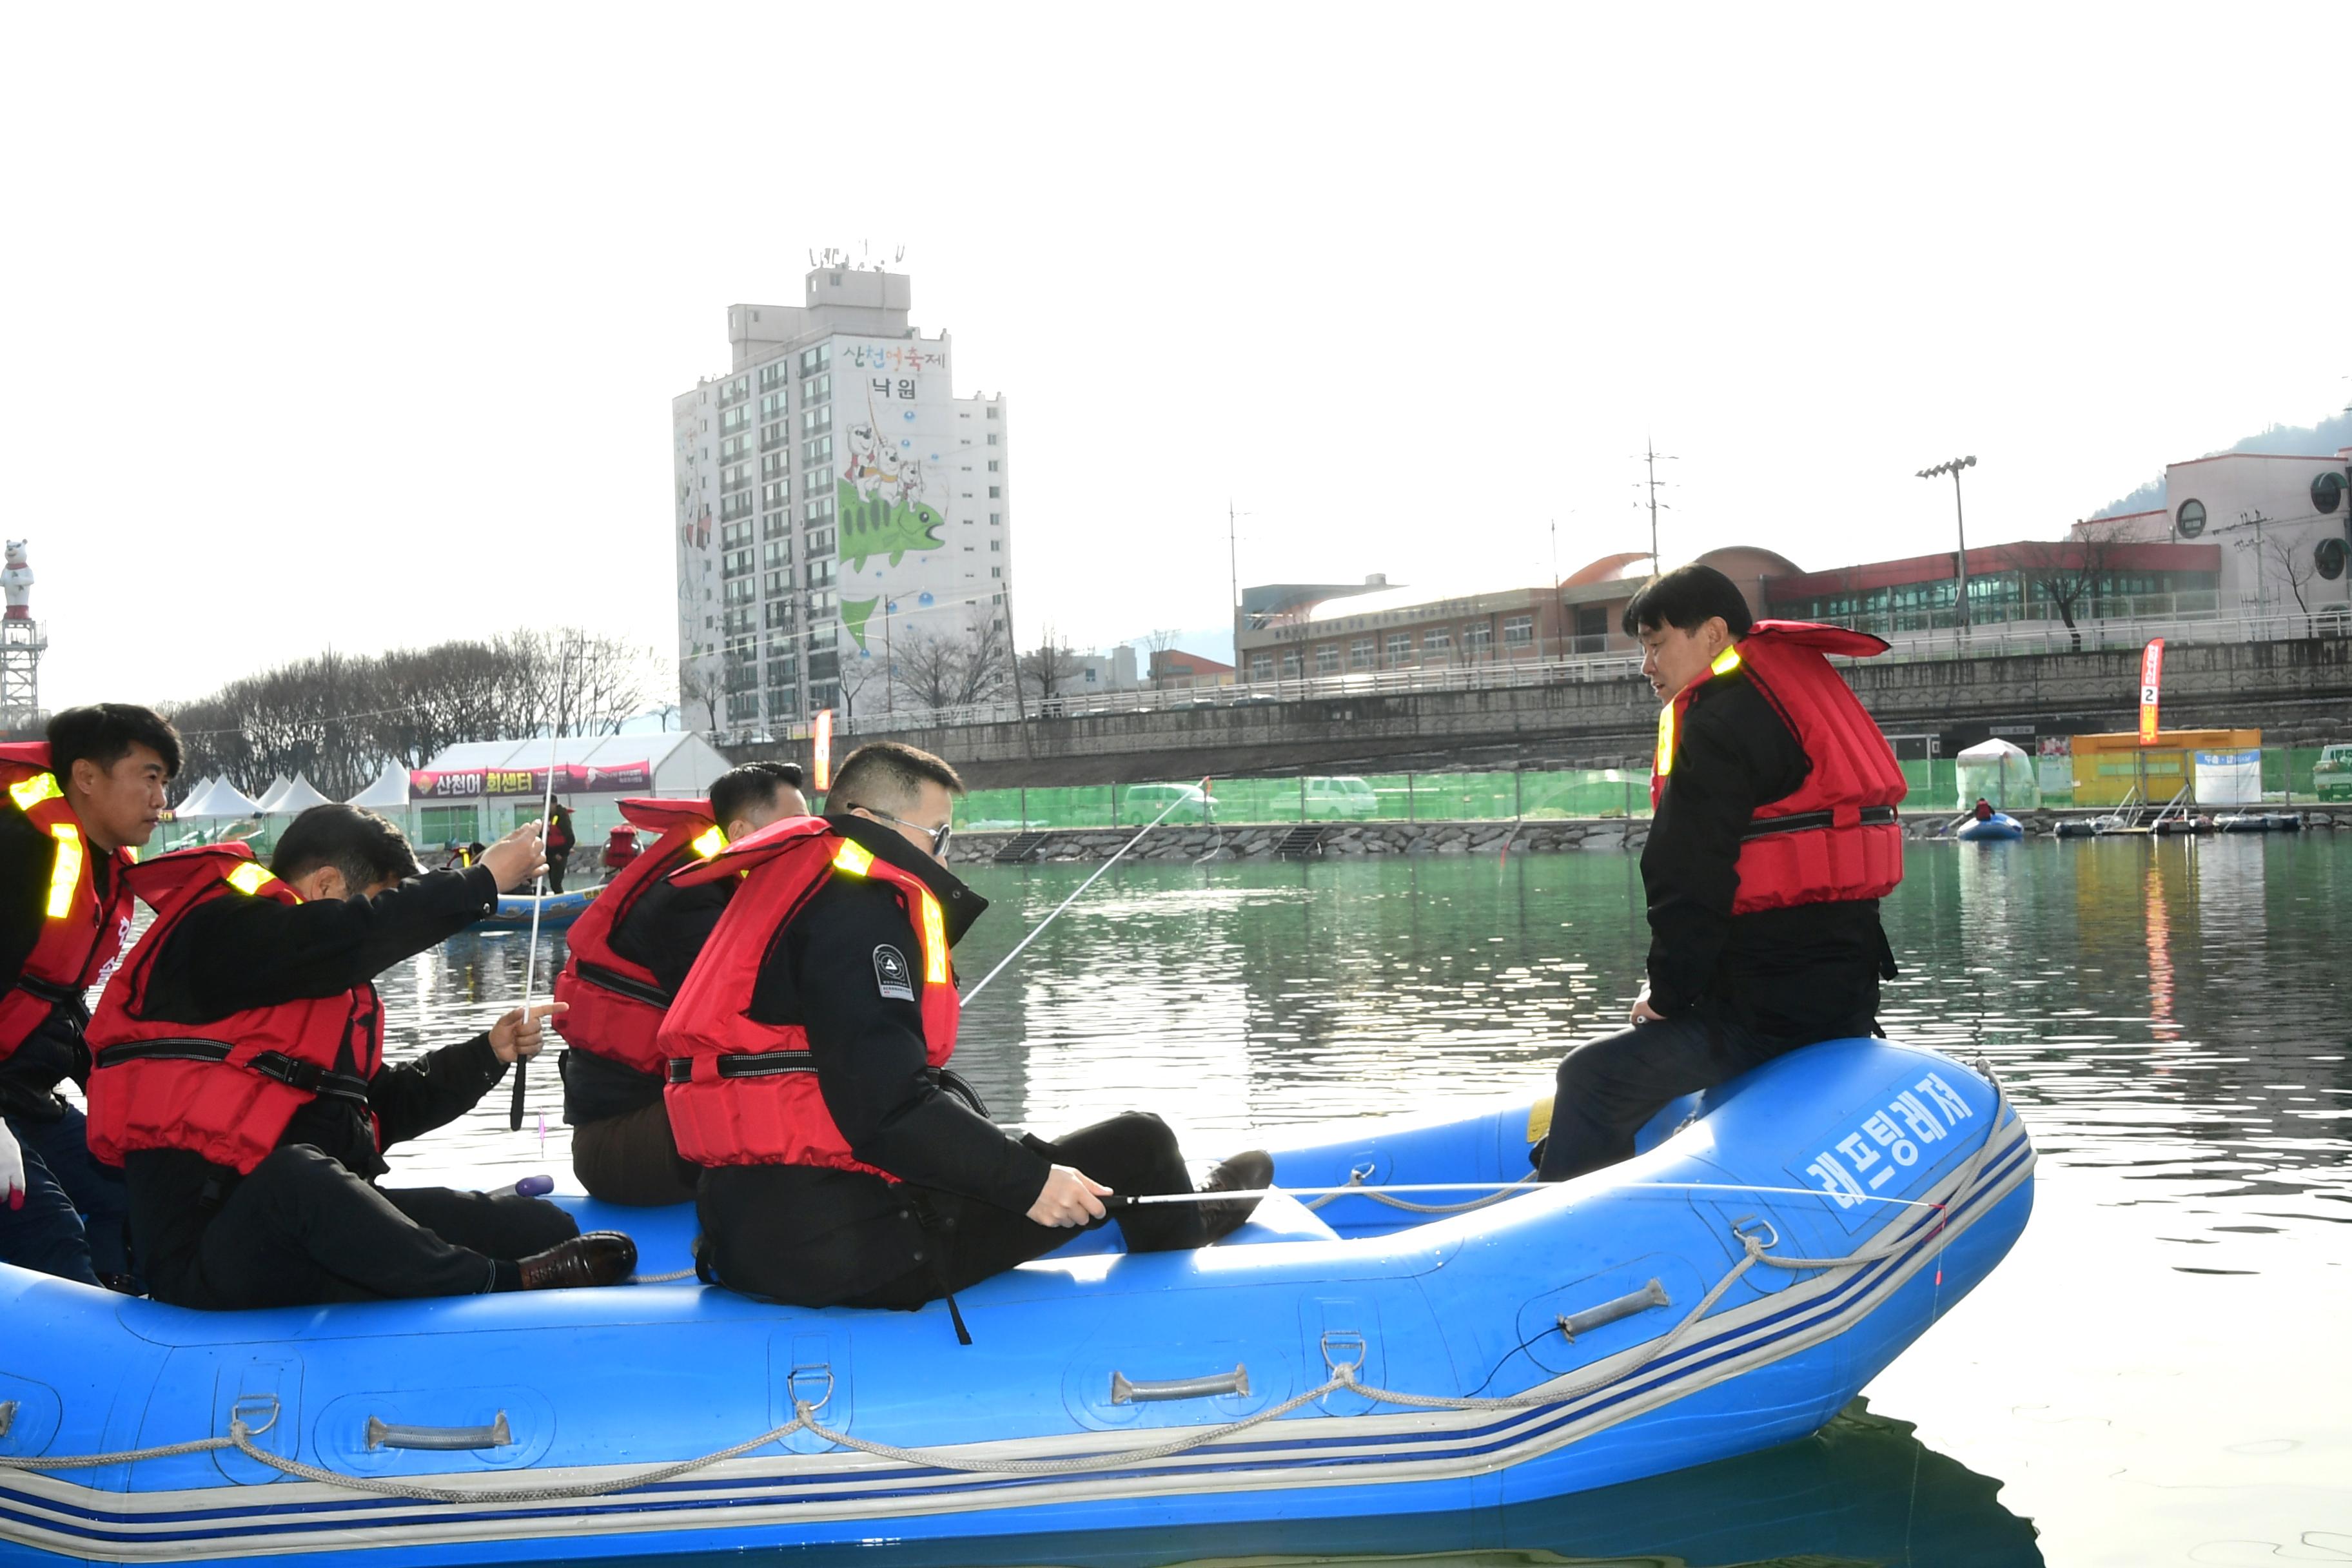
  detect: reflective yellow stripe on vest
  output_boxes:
[10,772,63,812]
[833,838,946,984]
[691,825,728,860]
[44,826,82,919]
[1655,645,1747,779]
[226,862,277,896]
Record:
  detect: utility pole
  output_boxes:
[1642,438,1677,566]
[1549,518,1565,663]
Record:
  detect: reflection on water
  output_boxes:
[373,836,2351,1565]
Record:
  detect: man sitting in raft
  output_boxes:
[84,805,637,1307]
[662,741,1271,1320]
[1536,564,1905,1182]
[0,705,175,1289]
[556,761,807,1206]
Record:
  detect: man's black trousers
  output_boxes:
[161,1143,580,1309]
[1536,1003,1874,1182]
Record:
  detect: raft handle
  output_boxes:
[1555,1278,1671,1342]
[1110,1366,1250,1405]
[366,1412,512,1452]
[1318,1331,1367,1373]
[0,1401,14,1440]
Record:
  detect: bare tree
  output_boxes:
[677,660,723,734]
[2024,522,2130,652]
[894,608,1009,714]
[2263,534,2322,634]
[1019,629,1084,704]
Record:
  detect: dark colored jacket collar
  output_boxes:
[826,813,988,944]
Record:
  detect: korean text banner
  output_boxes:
[409,761,652,801]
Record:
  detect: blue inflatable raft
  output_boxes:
[1954,812,2024,841]
[468,887,599,932]
[0,1038,2032,1565]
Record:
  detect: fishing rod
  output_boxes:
[961,778,1211,1004]
[510,637,571,1132]
[1101,1180,1949,1213]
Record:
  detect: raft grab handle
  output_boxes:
[1555,1279,1671,1342]
[1111,1366,1250,1404]
[0,1401,14,1440]
[366,1413,513,1452]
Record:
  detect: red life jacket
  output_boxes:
[551,797,725,1079]
[0,743,136,1066]
[84,844,382,1175]
[660,819,959,1177]
[1651,621,1907,914]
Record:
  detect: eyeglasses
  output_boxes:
[848,805,953,856]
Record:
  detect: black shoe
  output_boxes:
[1197,1150,1273,1244]
[517,1231,637,1290]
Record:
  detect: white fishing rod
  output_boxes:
[961,778,1211,1004]
[509,636,571,1132]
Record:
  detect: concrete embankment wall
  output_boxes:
[945,807,2352,865]
[749,636,2352,789]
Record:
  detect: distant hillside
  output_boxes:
[2090,407,2352,518]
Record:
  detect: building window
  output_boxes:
[803,435,834,468]
[989,538,1001,553]
[763,598,794,629]
[986,406,999,418]
[803,494,836,526]
[1250,654,1273,680]
[1462,623,1492,656]
[717,376,749,408]
[720,520,753,550]
[760,390,789,421]
[1386,632,1413,664]
[990,513,1001,525]
[986,460,999,472]
[990,565,1002,579]
[761,539,790,568]
[802,405,833,435]
[1350,636,1375,668]
[1315,644,1340,674]
[987,433,999,445]
[721,493,754,522]
[758,362,789,391]
[1425,627,1452,653]
[804,525,836,558]
[760,422,789,452]
[799,345,831,377]
[761,482,788,511]
[806,559,836,588]
[807,589,838,620]
[722,547,753,578]
[723,576,755,605]
[720,434,750,463]
[760,452,788,481]
[721,462,750,493]
[1280,650,1302,678]
[720,405,751,435]
[988,485,1001,498]
[1502,615,1534,648]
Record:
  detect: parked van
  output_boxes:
[1303,776,1380,818]
[1122,782,1219,821]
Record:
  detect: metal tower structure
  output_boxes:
[1,540,48,732]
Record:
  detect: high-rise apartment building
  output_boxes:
[672,266,1010,734]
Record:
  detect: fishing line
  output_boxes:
[1105,1180,1948,1210]
[510,637,570,1132]
[962,779,1209,1004]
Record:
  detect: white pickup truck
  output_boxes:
[2314,743,2352,802]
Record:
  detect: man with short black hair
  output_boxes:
[1534,564,1906,1182]
[85,804,637,1308]
[0,703,179,1286]
[556,761,810,1206]
[667,741,1269,1317]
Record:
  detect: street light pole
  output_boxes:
[1916,455,1977,650]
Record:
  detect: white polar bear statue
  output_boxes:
[1,542,30,622]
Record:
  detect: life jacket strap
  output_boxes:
[95,1037,375,1106]
[575,961,674,1010]
[1741,805,1898,840]
[665,1054,817,1086]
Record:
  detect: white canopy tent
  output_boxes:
[270,774,335,814]
[172,776,218,812]
[251,775,294,814]
[174,778,264,819]
[345,763,411,808]
[1954,738,2039,812]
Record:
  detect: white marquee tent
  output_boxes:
[251,775,294,814]
[270,774,335,814]
[173,777,263,819]
[345,763,411,808]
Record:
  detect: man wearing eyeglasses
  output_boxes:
[665,741,1269,1320]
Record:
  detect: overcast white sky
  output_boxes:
[7,3,2347,713]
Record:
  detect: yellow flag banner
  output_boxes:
[2137,639,2165,745]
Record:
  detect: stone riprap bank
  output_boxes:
[946,807,2352,865]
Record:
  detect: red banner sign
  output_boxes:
[408,761,652,801]
[2137,639,2164,745]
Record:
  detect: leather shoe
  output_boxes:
[1197,1150,1273,1244]
[516,1230,637,1290]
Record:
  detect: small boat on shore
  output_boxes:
[469,886,600,931]
[0,1038,2032,1565]
[2216,812,2304,834]
[1954,812,2024,842]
